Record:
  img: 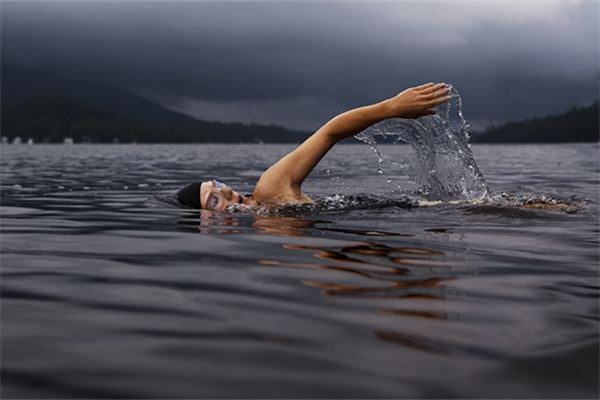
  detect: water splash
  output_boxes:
[355,86,489,201]
[253,194,416,216]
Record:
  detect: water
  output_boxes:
[355,85,489,201]
[1,143,598,398]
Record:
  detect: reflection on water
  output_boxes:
[179,210,326,236]
[256,220,458,351]
[189,211,464,352]
[253,215,321,236]
[185,210,465,354]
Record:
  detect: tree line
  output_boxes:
[472,102,599,143]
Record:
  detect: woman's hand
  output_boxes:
[383,82,451,119]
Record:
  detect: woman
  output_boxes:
[177,82,451,210]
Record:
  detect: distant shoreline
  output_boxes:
[2,141,599,146]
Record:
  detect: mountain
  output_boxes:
[1,96,311,143]
[0,64,310,143]
[473,102,599,143]
[1,96,211,143]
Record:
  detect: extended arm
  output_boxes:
[253,82,450,203]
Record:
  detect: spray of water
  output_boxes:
[355,86,489,201]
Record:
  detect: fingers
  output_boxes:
[416,82,447,91]
[415,82,435,90]
[422,85,450,100]
[421,82,449,95]
[426,95,452,108]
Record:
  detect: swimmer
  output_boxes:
[177,82,451,210]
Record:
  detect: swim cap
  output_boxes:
[176,182,202,209]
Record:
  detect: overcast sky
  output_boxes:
[2,0,598,131]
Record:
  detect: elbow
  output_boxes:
[316,124,342,145]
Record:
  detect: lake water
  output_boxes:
[1,143,598,398]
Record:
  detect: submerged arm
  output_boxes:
[253,82,450,202]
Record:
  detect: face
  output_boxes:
[200,180,255,211]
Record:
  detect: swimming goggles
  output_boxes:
[205,179,244,209]
[212,179,227,189]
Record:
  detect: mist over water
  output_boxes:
[355,86,489,201]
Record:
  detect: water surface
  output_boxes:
[1,143,598,398]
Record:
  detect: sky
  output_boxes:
[2,0,598,131]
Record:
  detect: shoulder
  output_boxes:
[252,180,313,206]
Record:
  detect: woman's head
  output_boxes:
[177,180,254,211]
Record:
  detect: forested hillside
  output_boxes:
[474,102,599,143]
[1,96,309,143]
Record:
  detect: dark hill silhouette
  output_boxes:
[1,64,310,143]
[473,102,599,143]
[1,96,310,143]
[1,96,211,143]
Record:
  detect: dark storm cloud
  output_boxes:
[2,1,598,130]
